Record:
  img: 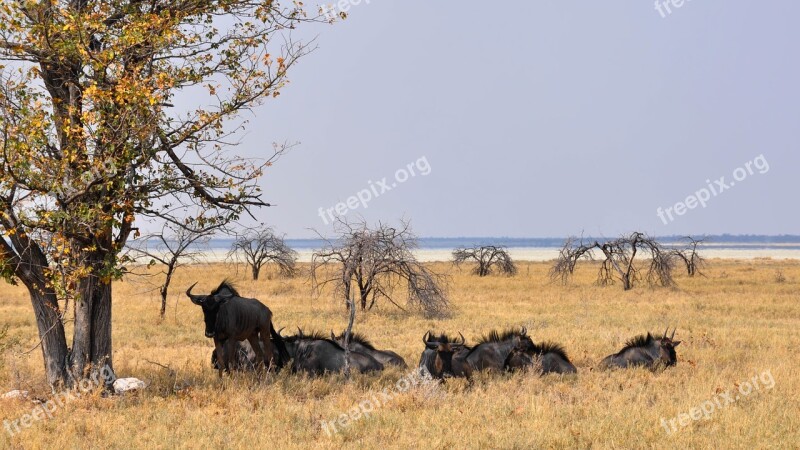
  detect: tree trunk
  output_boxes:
[621,274,632,290]
[70,252,115,385]
[28,288,70,390]
[343,293,356,379]
[252,265,260,280]
[160,265,175,319]
[23,278,112,389]
[160,286,168,318]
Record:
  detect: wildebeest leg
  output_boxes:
[247,335,265,370]
[223,339,238,373]
[260,329,274,371]
[214,338,226,378]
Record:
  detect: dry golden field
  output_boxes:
[0,259,798,449]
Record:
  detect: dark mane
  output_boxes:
[532,341,571,362]
[211,279,240,297]
[292,329,345,350]
[338,331,375,350]
[296,329,330,341]
[619,333,655,352]
[476,328,525,344]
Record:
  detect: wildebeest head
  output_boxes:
[423,331,466,378]
[505,348,534,371]
[186,281,236,338]
[511,327,535,353]
[657,327,681,366]
[465,326,535,372]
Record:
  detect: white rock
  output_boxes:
[112,378,146,394]
[1,390,29,400]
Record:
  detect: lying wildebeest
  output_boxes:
[419,331,472,380]
[505,341,578,375]
[466,327,534,372]
[187,280,288,376]
[211,340,258,371]
[282,329,384,376]
[600,328,681,370]
[331,331,408,369]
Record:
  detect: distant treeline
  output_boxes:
[196,235,800,251]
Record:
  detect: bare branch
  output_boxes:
[310,218,449,318]
[550,232,677,290]
[126,220,220,318]
[669,236,707,277]
[453,245,517,277]
[227,227,298,280]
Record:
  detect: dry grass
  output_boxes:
[1,259,799,449]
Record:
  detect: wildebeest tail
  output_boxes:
[270,322,290,367]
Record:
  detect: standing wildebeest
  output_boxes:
[419,332,472,380]
[600,328,681,370]
[187,281,288,376]
[283,329,384,376]
[465,327,534,372]
[331,331,408,369]
[505,341,578,375]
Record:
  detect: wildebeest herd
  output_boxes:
[188,281,681,379]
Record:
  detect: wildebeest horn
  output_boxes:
[422,331,430,345]
[671,328,676,339]
[186,282,204,305]
[458,332,466,345]
[331,330,336,340]
[278,327,285,336]
[664,327,669,339]
[297,327,303,337]
[520,326,527,336]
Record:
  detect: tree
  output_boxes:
[550,232,675,290]
[228,227,297,280]
[127,222,218,318]
[550,236,592,285]
[669,237,706,277]
[310,219,449,316]
[452,245,517,277]
[0,1,323,388]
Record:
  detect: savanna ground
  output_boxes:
[0,259,798,449]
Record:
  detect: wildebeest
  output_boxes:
[282,329,384,376]
[211,340,259,371]
[419,331,472,380]
[331,331,408,369]
[600,328,681,370]
[505,341,578,375]
[187,280,289,376]
[504,348,534,372]
[465,327,534,372]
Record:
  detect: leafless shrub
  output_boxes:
[669,236,707,277]
[126,222,219,318]
[550,232,676,290]
[550,236,594,285]
[310,219,449,317]
[228,227,298,280]
[775,270,787,283]
[452,245,517,277]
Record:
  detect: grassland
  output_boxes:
[0,259,798,449]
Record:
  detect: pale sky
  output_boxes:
[226,1,799,238]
